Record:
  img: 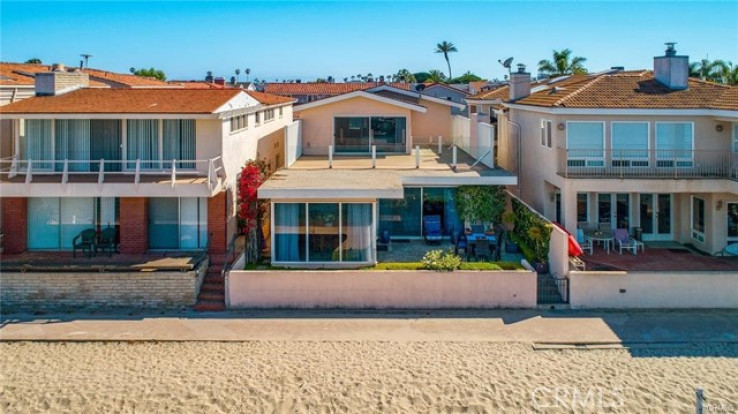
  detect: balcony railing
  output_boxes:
[557,148,738,181]
[0,155,225,190]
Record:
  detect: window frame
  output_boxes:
[566,120,606,167]
[655,121,695,168]
[540,119,553,149]
[610,121,650,167]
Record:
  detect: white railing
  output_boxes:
[1,155,226,190]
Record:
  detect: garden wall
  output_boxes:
[227,269,537,309]
[1,261,207,309]
[569,271,738,309]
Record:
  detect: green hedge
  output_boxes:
[511,198,552,262]
[372,262,522,271]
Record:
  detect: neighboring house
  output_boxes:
[0,68,294,277]
[494,44,738,255]
[264,82,413,104]
[257,84,515,267]
[420,83,470,115]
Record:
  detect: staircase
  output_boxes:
[194,254,227,311]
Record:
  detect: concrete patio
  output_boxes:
[580,243,738,272]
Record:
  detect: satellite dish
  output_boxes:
[499,57,514,69]
[415,84,426,92]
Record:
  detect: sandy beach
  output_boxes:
[1,340,736,413]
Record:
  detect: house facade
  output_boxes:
[0,68,294,259]
[258,84,515,267]
[494,45,738,255]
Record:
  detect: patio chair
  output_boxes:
[474,238,492,261]
[423,215,443,245]
[73,229,98,258]
[614,228,638,255]
[453,231,468,257]
[576,228,593,255]
[97,227,118,257]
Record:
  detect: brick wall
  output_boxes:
[1,197,28,254]
[208,191,227,254]
[120,197,148,254]
[1,259,208,309]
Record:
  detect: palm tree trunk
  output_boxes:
[445,54,452,80]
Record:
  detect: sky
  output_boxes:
[1,1,737,82]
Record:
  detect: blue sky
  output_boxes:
[1,1,737,82]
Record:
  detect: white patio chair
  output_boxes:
[576,228,593,255]
[614,228,638,255]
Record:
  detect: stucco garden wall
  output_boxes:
[569,271,738,309]
[227,269,537,309]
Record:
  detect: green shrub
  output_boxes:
[373,262,425,270]
[511,198,552,263]
[421,249,462,271]
[458,262,502,270]
[496,261,524,270]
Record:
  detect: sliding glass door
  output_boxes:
[27,197,118,250]
[273,202,374,264]
[148,197,208,250]
[334,116,406,154]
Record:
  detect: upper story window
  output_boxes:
[255,111,261,125]
[230,114,248,133]
[264,108,275,122]
[566,121,604,167]
[732,123,738,153]
[279,106,283,118]
[611,122,649,167]
[655,122,693,167]
[540,120,552,148]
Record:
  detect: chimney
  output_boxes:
[509,63,531,101]
[35,63,89,96]
[653,42,688,90]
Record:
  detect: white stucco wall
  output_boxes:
[228,269,537,309]
[569,271,738,309]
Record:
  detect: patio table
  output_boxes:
[724,243,738,256]
[584,229,614,254]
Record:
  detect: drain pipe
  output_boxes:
[507,119,522,197]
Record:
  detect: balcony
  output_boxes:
[557,148,738,181]
[0,156,225,197]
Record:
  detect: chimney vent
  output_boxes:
[509,64,531,101]
[653,42,688,90]
[52,63,66,72]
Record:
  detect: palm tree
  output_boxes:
[25,58,42,64]
[427,69,447,83]
[689,59,730,83]
[343,77,348,83]
[538,49,587,77]
[351,75,356,81]
[367,73,373,82]
[235,69,240,81]
[245,68,251,81]
[434,41,458,79]
[394,69,416,83]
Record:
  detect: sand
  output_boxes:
[1,341,736,413]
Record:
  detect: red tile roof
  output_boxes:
[172,81,231,89]
[264,82,413,96]
[245,90,295,105]
[0,88,244,114]
[0,62,171,88]
[517,71,737,110]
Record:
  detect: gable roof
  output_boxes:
[367,84,466,109]
[293,90,427,112]
[422,82,470,95]
[0,88,246,114]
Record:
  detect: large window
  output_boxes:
[149,197,208,250]
[656,122,693,167]
[728,203,738,240]
[126,119,160,169]
[334,116,406,153]
[163,119,196,169]
[611,122,649,166]
[379,188,422,237]
[22,119,53,170]
[540,120,552,148]
[691,196,705,242]
[28,197,118,250]
[566,122,604,167]
[273,202,374,263]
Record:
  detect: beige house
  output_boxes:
[493,44,738,255]
[259,84,515,267]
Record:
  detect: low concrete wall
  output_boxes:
[228,269,537,309]
[569,271,738,309]
[1,260,208,308]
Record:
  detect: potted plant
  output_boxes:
[502,211,519,253]
[527,226,549,274]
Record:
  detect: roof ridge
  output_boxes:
[552,75,604,107]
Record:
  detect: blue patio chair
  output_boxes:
[453,231,468,257]
[423,215,443,245]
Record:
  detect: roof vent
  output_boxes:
[51,63,66,72]
[516,63,527,74]
[664,42,677,57]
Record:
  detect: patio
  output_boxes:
[580,243,738,272]
[377,239,524,264]
[0,251,208,272]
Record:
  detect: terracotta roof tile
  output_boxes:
[264,82,412,96]
[245,90,295,105]
[0,88,244,114]
[0,62,170,88]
